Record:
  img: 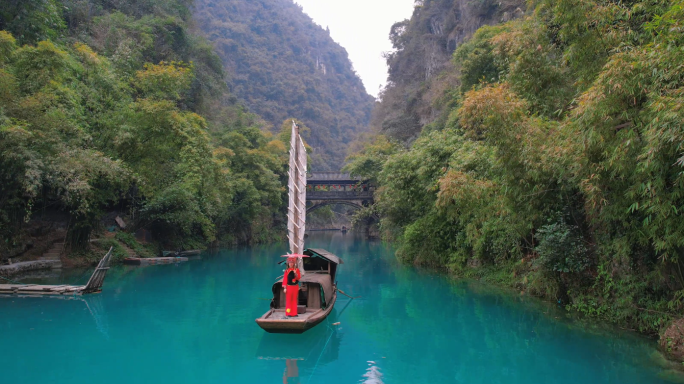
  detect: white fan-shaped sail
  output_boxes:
[287,121,307,258]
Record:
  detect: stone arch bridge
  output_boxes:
[306,172,374,214]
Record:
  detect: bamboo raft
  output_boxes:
[0,247,113,296]
[161,250,200,257]
[123,257,188,265]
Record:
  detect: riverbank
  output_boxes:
[0,238,131,280]
[441,256,684,366]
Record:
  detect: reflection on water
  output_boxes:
[256,322,341,363]
[82,295,109,339]
[362,362,384,384]
[257,314,343,384]
[4,293,110,339]
[0,232,681,384]
[283,359,300,384]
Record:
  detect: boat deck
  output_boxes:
[256,294,337,333]
[262,308,318,321]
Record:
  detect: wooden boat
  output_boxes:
[0,247,114,296]
[256,121,342,333]
[256,248,342,333]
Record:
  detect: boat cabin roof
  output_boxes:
[303,248,342,282]
[304,248,343,265]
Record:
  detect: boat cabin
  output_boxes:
[270,248,343,312]
[302,248,342,282]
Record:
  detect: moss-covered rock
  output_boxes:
[661,319,684,363]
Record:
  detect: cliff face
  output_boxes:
[193,0,375,170]
[376,0,525,142]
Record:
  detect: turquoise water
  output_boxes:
[1,232,679,384]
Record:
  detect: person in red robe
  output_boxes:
[283,257,301,317]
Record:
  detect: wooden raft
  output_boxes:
[161,250,200,257]
[123,257,188,266]
[0,247,113,296]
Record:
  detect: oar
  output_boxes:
[337,288,360,299]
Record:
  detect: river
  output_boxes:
[1,232,680,384]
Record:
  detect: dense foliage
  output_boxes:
[0,0,290,253]
[193,0,374,170]
[348,0,684,334]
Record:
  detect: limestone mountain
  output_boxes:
[193,0,375,170]
[374,0,525,142]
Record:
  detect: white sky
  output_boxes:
[294,0,416,98]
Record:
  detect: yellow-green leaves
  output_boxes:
[645,0,684,44]
[73,43,102,67]
[13,40,70,95]
[0,31,16,64]
[458,84,528,142]
[344,134,401,184]
[0,68,17,105]
[135,61,194,101]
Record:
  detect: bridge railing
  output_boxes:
[307,191,374,200]
[307,172,352,181]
